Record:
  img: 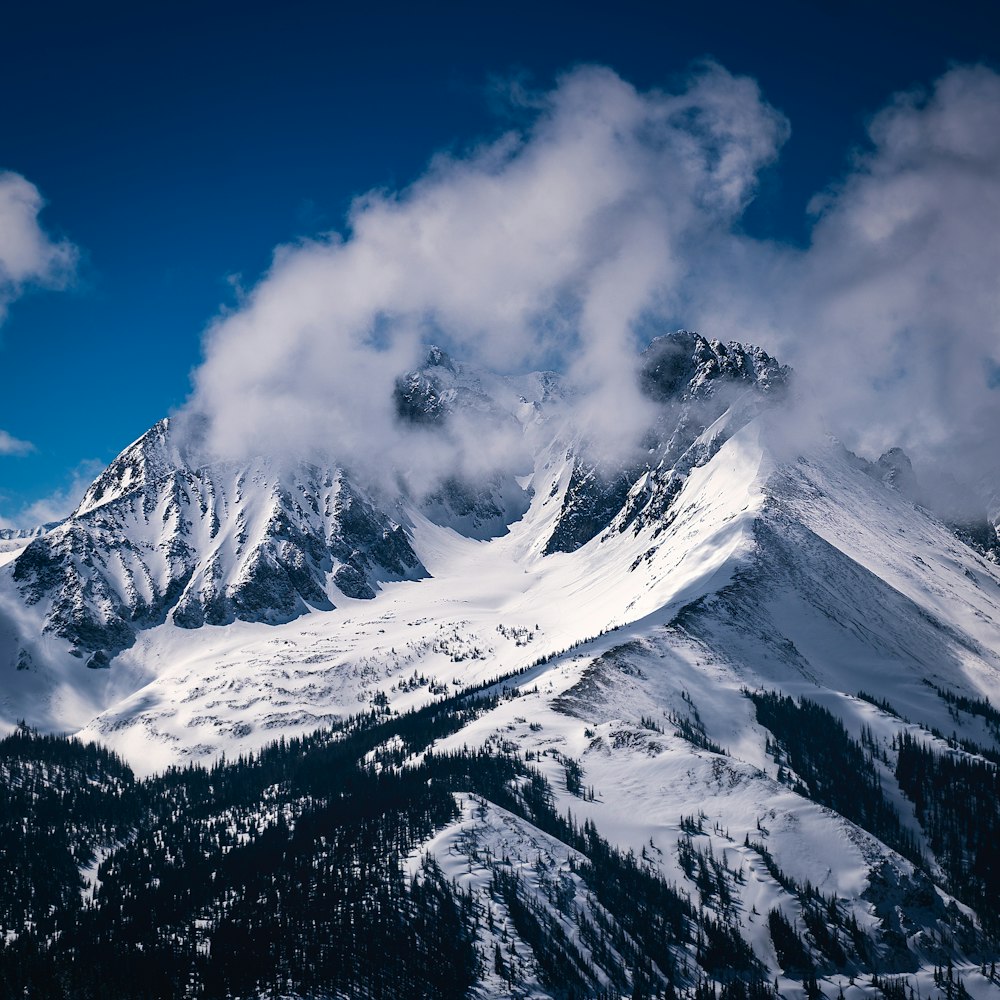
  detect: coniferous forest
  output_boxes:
[1,683,780,1000]
[895,731,1000,935]
[747,692,1000,952]
[0,683,997,998]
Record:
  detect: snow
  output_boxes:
[45,418,767,772]
[4,347,1000,985]
[0,541,28,568]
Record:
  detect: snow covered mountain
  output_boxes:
[2,420,424,673]
[3,331,1000,998]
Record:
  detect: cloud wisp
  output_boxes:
[0,430,34,457]
[689,64,1000,513]
[0,171,76,498]
[804,65,1000,511]
[183,62,1000,517]
[0,171,76,325]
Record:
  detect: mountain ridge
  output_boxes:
[2,330,1000,997]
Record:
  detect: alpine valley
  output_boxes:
[2,332,1000,1000]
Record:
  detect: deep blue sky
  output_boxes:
[1,0,998,522]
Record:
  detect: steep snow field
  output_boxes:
[39,413,995,781]
[60,416,770,771]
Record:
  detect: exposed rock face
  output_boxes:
[9,421,425,662]
[392,346,456,426]
[545,332,790,555]
[639,330,788,403]
[874,446,921,498]
[543,462,636,556]
[392,345,510,427]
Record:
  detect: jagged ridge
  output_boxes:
[9,423,424,665]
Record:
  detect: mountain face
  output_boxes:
[0,524,54,541]
[545,332,789,555]
[5,420,424,671]
[3,331,1000,999]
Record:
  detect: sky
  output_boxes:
[1,0,999,526]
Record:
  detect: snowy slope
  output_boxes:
[3,332,1000,993]
[0,424,425,691]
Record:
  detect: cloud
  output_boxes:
[185,63,788,482]
[687,64,1000,515]
[0,430,34,457]
[0,459,104,531]
[805,66,1000,484]
[183,61,1000,520]
[0,172,77,526]
[0,171,76,324]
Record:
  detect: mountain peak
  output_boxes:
[73,417,179,517]
[545,331,789,555]
[639,330,789,403]
[872,445,921,501]
[423,344,456,371]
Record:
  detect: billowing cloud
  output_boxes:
[687,64,1000,516]
[185,61,1000,519]
[804,66,1000,501]
[0,171,76,324]
[186,63,788,480]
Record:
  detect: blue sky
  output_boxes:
[1,0,998,525]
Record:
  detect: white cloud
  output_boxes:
[687,64,1000,515]
[0,172,77,529]
[0,171,76,324]
[0,459,104,531]
[184,61,1000,519]
[0,430,34,456]
[185,63,788,481]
